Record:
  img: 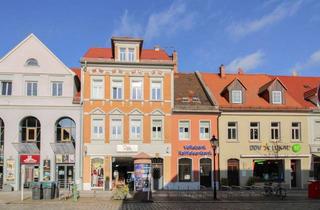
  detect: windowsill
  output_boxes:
[179,139,191,141]
[110,99,124,101]
[0,95,12,97]
[129,139,142,142]
[226,140,239,143]
[200,138,210,141]
[290,139,302,142]
[90,98,105,101]
[110,138,122,141]
[270,139,281,142]
[150,100,163,102]
[249,140,261,142]
[91,138,105,141]
[130,99,144,101]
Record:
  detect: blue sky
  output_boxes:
[1,0,320,76]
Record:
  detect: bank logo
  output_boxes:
[292,144,301,153]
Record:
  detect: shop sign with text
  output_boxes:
[178,145,212,156]
[20,155,40,164]
[250,144,301,153]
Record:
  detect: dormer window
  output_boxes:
[119,47,136,62]
[192,96,200,103]
[25,58,39,67]
[231,90,242,104]
[182,97,189,103]
[272,91,282,104]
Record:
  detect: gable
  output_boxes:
[150,109,165,116]
[129,108,143,115]
[0,34,74,76]
[90,108,106,115]
[109,108,124,115]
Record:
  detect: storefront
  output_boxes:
[310,145,320,180]
[20,155,40,188]
[55,154,75,188]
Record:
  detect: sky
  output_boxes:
[0,0,320,76]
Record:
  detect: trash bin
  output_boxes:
[308,180,320,199]
[42,182,55,200]
[31,182,43,200]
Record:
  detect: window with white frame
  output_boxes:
[151,80,162,100]
[130,119,142,140]
[227,122,237,140]
[272,91,282,104]
[119,47,126,61]
[152,119,162,140]
[231,90,242,104]
[291,122,301,140]
[52,81,63,96]
[92,118,104,139]
[315,121,320,141]
[111,118,122,140]
[179,121,190,140]
[131,79,142,100]
[92,78,104,99]
[128,48,135,62]
[111,79,123,100]
[271,122,280,140]
[200,121,210,140]
[0,81,12,96]
[250,122,260,140]
[26,81,37,96]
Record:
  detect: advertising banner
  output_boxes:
[134,163,151,192]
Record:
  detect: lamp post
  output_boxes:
[210,135,218,200]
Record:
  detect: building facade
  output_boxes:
[201,66,315,189]
[168,72,219,190]
[0,34,82,191]
[81,37,176,191]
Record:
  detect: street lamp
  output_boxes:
[210,135,218,200]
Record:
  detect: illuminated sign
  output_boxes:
[250,144,302,153]
[178,145,212,156]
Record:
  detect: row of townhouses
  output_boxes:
[0,34,319,192]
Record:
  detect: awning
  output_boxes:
[50,143,75,154]
[12,143,40,154]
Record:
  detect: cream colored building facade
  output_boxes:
[219,111,311,189]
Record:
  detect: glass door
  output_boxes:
[57,165,66,188]
[57,165,74,189]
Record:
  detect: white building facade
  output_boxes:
[0,34,82,191]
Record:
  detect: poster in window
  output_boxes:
[6,159,15,182]
[56,154,62,163]
[43,160,51,181]
[91,158,104,188]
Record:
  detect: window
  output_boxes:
[92,78,104,99]
[179,121,190,140]
[20,116,41,149]
[131,80,142,100]
[91,158,104,188]
[152,119,162,140]
[119,48,126,61]
[200,121,210,140]
[26,81,37,96]
[178,158,192,182]
[316,121,320,141]
[151,80,162,100]
[111,119,122,140]
[56,117,76,145]
[52,82,63,96]
[111,79,123,100]
[272,91,282,104]
[271,122,280,140]
[128,48,135,62]
[228,122,237,140]
[25,58,39,66]
[231,90,242,104]
[1,81,12,96]
[130,119,142,140]
[291,122,301,140]
[250,122,260,140]
[92,118,104,139]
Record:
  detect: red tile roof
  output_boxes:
[200,72,315,110]
[83,48,171,60]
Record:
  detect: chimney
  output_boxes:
[173,50,178,73]
[292,70,299,76]
[154,45,160,51]
[219,64,226,78]
[238,67,244,75]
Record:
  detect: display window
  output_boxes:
[91,158,104,188]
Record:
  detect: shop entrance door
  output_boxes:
[152,158,164,190]
[228,159,239,186]
[112,157,134,191]
[0,165,3,189]
[57,165,74,188]
[291,160,301,188]
[200,158,212,188]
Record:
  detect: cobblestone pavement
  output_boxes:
[1,200,320,210]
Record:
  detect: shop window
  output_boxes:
[231,90,242,104]
[178,158,192,182]
[179,121,190,140]
[253,160,284,182]
[152,119,162,140]
[91,78,104,99]
[130,118,142,140]
[131,79,143,100]
[291,122,301,140]
[91,158,104,188]
[227,122,237,140]
[26,81,37,96]
[20,116,41,149]
[200,121,210,140]
[250,122,260,141]
[271,122,280,140]
[56,117,76,145]
[0,81,12,96]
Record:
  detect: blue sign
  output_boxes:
[178,145,212,156]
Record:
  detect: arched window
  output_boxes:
[55,117,76,146]
[178,158,192,182]
[20,116,41,149]
[0,118,4,154]
[25,58,39,67]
